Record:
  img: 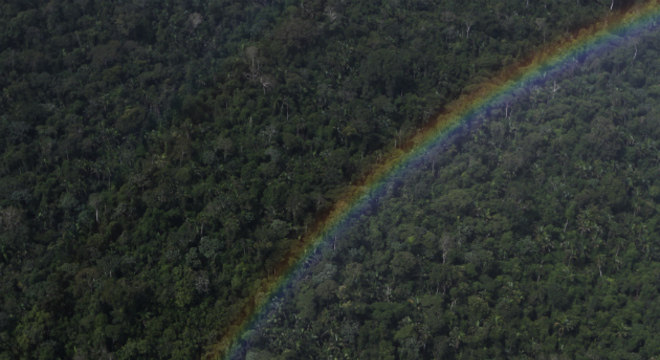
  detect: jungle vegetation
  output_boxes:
[245,21,660,359]
[0,0,651,359]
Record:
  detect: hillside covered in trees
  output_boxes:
[244,20,660,359]
[0,0,651,359]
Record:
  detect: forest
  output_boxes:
[0,0,653,359]
[243,21,660,359]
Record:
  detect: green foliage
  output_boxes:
[0,0,643,358]
[247,23,660,359]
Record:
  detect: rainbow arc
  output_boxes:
[207,2,660,358]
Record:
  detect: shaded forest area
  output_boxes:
[248,25,660,359]
[0,0,643,358]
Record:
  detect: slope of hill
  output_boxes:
[246,22,660,359]
[0,1,641,358]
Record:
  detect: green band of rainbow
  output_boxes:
[208,2,660,359]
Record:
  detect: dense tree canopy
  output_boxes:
[243,25,660,359]
[0,0,651,359]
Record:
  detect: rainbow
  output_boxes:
[207,1,660,358]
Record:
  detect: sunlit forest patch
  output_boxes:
[241,22,660,360]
